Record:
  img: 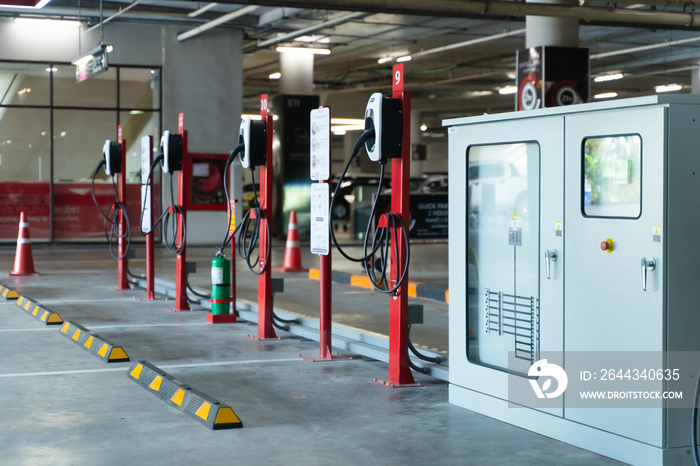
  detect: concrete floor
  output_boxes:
[0,244,622,465]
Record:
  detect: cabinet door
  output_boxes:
[564,108,665,445]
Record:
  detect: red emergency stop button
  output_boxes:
[601,238,614,253]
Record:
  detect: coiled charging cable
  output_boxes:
[218,143,271,276]
[91,160,131,261]
[140,155,187,255]
[329,127,410,295]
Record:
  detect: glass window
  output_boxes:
[120,68,160,110]
[0,63,50,106]
[582,134,641,218]
[466,142,540,375]
[53,64,117,108]
[0,108,51,241]
[119,110,160,184]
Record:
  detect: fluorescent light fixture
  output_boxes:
[14,17,80,27]
[330,118,364,125]
[269,72,281,80]
[396,55,412,63]
[420,124,428,132]
[594,73,624,82]
[655,84,683,93]
[594,92,618,99]
[332,129,347,136]
[499,85,518,95]
[1,0,53,9]
[276,46,331,55]
[377,57,393,64]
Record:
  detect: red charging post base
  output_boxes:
[173,114,190,312]
[374,64,420,388]
[250,95,278,340]
[117,127,131,291]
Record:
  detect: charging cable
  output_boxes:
[693,365,699,466]
[218,143,271,276]
[91,160,131,261]
[140,155,187,255]
[329,127,410,295]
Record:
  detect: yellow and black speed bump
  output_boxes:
[15,295,63,325]
[127,361,242,430]
[0,284,19,300]
[59,321,129,363]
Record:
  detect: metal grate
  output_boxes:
[484,288,539,363]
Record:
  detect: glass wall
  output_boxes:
[0,61,161,242]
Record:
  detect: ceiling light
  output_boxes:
[333,129,347,136]
[655,84,683,93]
[499,86,518,95]
[269,72,282,80]
[420,124,428,132]
[594,73,624,83]
[594,92,618,99]
[46,67,57,72]
[378,57,393,64]
[331,118,364,125]
[13,17,79,27]
[276,46,331,55]
[331,124,364,132]
[396,55,412,63]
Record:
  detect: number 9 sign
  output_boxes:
[392,64,404,94]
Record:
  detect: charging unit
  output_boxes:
[445,95,700,465]
[160,130,183,174]
[238,116,266,169]
[364,92,403,162]
[102,140,122,176]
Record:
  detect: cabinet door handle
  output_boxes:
[545,249,558,280]
[641,257,656,291]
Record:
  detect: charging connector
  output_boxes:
[238,116,266,169]
[364,92,403,162]
[102,140,122,176]
[160,130,183,173]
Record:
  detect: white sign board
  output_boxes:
[140,136,152,232]
[310,183,330,255]
[310,107,331,181]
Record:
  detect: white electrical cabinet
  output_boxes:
[445,95,700,466]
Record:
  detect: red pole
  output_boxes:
[174,121,190,312]
[230,199,237,315]
[117,129,130,291]
[379,64,418,387]
[144,136,155,300]
[319,245,332,358]
[255,95,277,339]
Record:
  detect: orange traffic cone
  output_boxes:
[274,210,308,273]
[9,212,38,276]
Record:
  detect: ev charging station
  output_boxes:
[95,125,130,291]
[445,95,700,465]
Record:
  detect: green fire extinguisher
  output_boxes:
[210,252,231,315]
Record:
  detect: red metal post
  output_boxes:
[174,123,190,311]
[254,94,277,339]
[378,64,418,387]
[117,129,130,291]
[319,246,333,358]
[144,135,155,300]
[230,198,237,316]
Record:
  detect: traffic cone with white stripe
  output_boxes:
[9,212,38,276]
[274,210,307,273]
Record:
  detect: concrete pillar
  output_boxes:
[526,0,579,48]
[279,49,314,95]
[692,67,700,93]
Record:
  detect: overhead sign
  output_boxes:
[73,45,110,83]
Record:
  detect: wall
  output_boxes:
[0,19,243,245]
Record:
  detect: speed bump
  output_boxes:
[59,321,129,363]
[15,296,63,325]
[0,284,19,300]
[127,361,242,430]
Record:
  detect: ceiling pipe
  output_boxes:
[411,28,527,60]
[188,2,219,18]
[257,11,365,48]
[177,4,258,42]
[591,35,700,59]
[85,0,144,33]
[224,0,699,30]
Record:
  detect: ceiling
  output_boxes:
[2,0,700,133]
